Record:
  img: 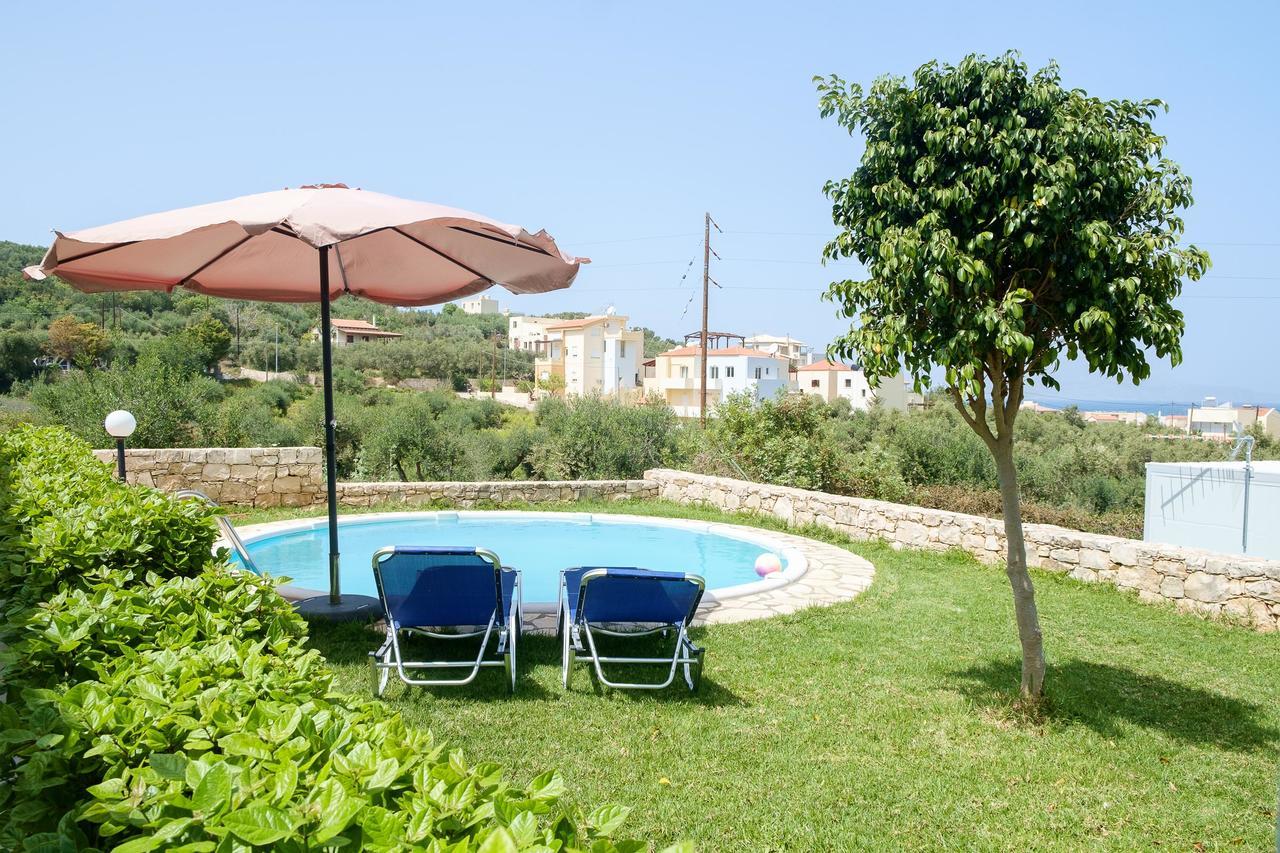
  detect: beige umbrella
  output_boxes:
[26,183,585,613]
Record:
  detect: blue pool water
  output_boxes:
[242,513,786,603]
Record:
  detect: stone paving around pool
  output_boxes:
[519,527,877,632]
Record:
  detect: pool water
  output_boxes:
[241,513,787,604]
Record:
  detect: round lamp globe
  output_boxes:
[104,410,137,439]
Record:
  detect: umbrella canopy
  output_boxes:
[25,184,585,611]
[24,183,584,304]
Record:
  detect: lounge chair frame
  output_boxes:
[559,568,705,692]
[369,546,520,695]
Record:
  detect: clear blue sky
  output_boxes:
[3,1,1277,405]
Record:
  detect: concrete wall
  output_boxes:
[94,447,324,508]
[645,468,1280,631]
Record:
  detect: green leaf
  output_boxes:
[477,827,519,853]
[190,762,233,815]
[587,804,631,837]
[150,753,188,781]
[219,803,296,846]
[218,732,272,760]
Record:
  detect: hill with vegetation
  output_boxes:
[1,239,1261,540]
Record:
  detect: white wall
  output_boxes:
[1145,461,1280,559]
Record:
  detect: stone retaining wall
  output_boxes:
[645,468,1280,631]
[94,447,324,508]
[336,479,656,507]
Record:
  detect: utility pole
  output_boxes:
[699,212,721,427]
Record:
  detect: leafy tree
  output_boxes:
[180,313,232,374]
[0,330,42,392]
[356,395,468,481]
[537,372,565,396]
[709,392,854,492]
[816,52,1209,698]
[45,314,110,369]
[29,352,222,448]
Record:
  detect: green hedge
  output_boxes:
[0,427,654,852]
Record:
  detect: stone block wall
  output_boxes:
[94,447,325,508]
[645,468,1280,631]
[335,479,656,507]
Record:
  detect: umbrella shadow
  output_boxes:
[949,658,1280,753]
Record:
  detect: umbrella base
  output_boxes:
[295,594,381,622]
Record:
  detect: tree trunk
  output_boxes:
[992,436,1046,698]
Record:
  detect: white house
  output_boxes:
[508,315,558,351]
[532,313,644,397]
[460,295,501,315]
[1186,400,1280,441]
[794,359,908,412]
[644,345,790,418]
[743,334,811,370]
[310,317,402,347]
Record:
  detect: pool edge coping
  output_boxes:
[230,509,812,615]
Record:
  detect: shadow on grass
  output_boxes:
[950,658,1280,752]
[306,620,746,707]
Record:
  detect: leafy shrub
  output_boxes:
[709,393,850,492]
[28,353,223,448]
[0,426,647,851]
[531,395,681,480]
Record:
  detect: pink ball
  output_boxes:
[754,553,782,578]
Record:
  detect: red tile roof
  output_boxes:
[796,359,853,372]
[331,318,401,336]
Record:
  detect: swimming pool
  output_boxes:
[237,511,805,607]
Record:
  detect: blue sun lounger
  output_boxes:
[558,567,706,692]
[369,546,521,695]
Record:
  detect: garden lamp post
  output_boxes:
[104,409,136,481]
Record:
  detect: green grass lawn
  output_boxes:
[235,500,1280,850]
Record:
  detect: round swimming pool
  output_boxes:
[236,511,805,607]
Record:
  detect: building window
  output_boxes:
[679,366,689,378]
[362,336,369,342]
[861,389,867,397]
[844,378,852,387]
[811,379,820,388]
[710,366,719,379]
[346,335,353,343]
[725,366,735,378]
[619,341,626,357]
[754,367,762,380]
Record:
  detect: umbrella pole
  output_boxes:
[318,245,342,604]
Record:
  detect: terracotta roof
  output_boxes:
[658,345,778,358]
[545,315,607,331]
[331,318,401,336]
[796,359,854,372]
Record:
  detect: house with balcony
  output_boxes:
[310,317,402,347]
[532,313,644,397]
[644,345,790,419]
[795,359,908,412]
[508,315,559,352]
[1186,400,1280,441]
[744,334,812,370]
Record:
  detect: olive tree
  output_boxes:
[815,53,1209,698]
